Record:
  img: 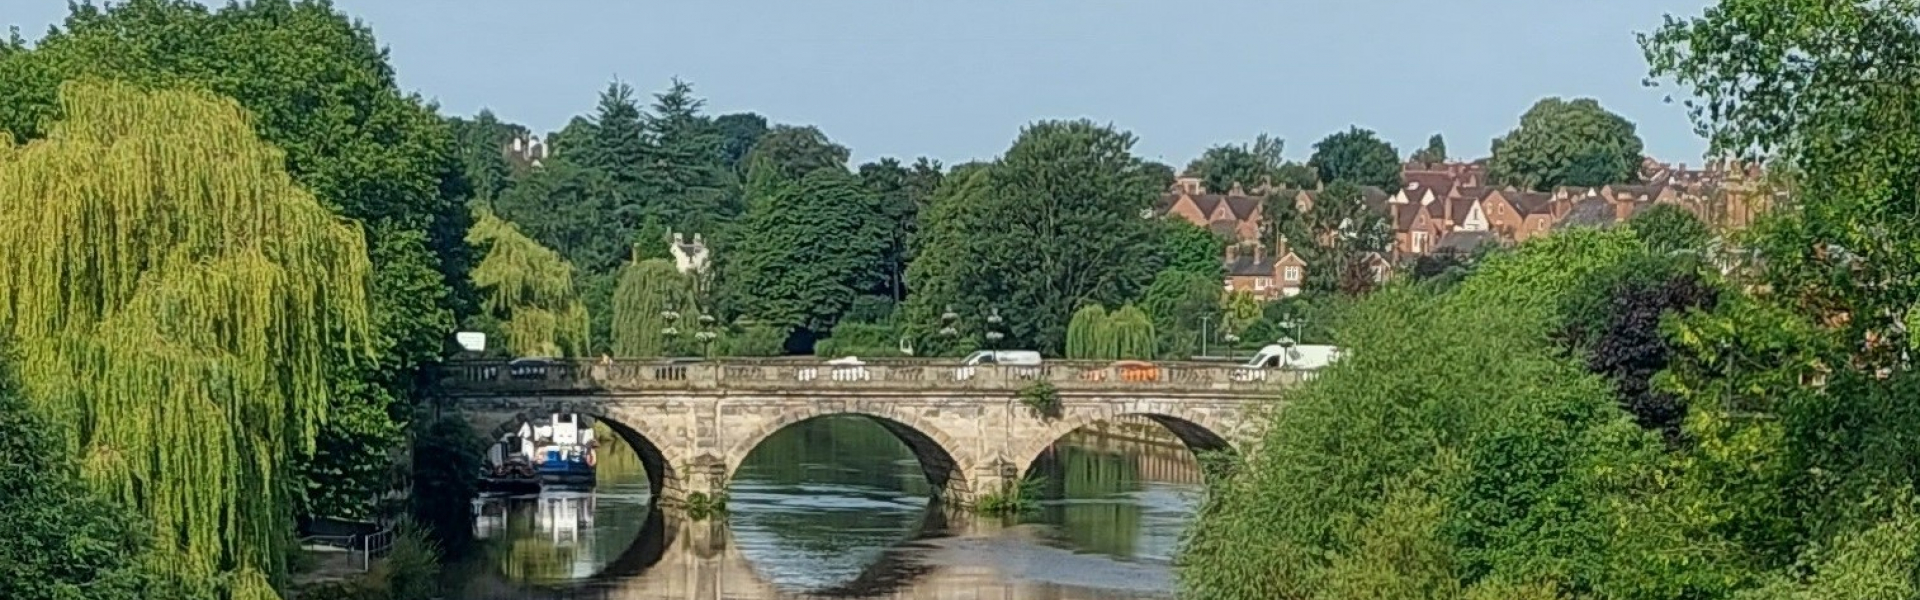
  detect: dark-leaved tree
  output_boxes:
[906,120,1163,354]
[1487,97,1644,191]
[1308,126,1402,189]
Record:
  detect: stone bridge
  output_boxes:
[433,359,1308,507]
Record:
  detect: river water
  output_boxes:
[449,415,1206,599]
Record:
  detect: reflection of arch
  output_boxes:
[726,408,973,502]
[799,500,952,598]
[582,501,674,583]
[484,405,681,499]
[1011,411,1237,479]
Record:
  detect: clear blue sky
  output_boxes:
[13,0,1713,168]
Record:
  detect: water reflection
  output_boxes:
[451,415,1204,600]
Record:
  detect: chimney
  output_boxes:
[1225,244,1240,262]
[692,233,704,246]
[672,232,684,245]
[1253,243,1266,263]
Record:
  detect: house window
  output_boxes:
[1223,278,1234,291]
[1254,277,1273,291]
[1412,231,1430,253]
[1282,267,1301,282]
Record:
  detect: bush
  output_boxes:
[814,322,904,358]
[410,414,482,554]
[722,321,789,357]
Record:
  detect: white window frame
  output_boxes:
[1282,267,1301,282]
[1412,231,1430,253]
[1254,277,1272,291]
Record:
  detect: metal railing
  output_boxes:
[434,358,1315,394]
[299,525,397,572]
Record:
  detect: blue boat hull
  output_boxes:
[537,450,595,488]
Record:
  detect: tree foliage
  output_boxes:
[1628,203,1713,255]
[1184,134,1314,193]
[722,168,889,335]
[1066,304,1115,360]
[467,206,590,357]
[1487,98,1645,191]
[1138,269,1224,359]
[1109,304,1157,360]
[0,356,150,600]
[1411,133,1448,165]
[1308,126,1402,189]
[0,81,374,593]
[1264,180,1392,295]
[0,0,476,526]
[610,258,699,358]
[906,120,1163,354]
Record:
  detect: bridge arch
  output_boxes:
[1008,406,1243,481]
[478,403,684,500]
[724,405,976,504]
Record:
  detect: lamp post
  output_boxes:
[660,310,682,357]
[984,307,1005,350]
[695,313,718,358]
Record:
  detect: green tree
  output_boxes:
[860,157,946,302]
[448,110,527,205]
[0,0,474,526]
[1160,219,1229,277]
[1066,304,1115,360]
[0,81,375,594]
[641,78,736,232]
[1411,133,1448,164]
[1185,134,1303,193]
[1179,231,1743,599]
[611,258,700,357]
[1263,180,1392,295]
[467,206,592,357]
[743,124,851,182]
[1109,304,1157,359]
[1308,126,1402,189]
[1137,269,1224,359]
[722,168,890,336]
[1644,0,1920,569]
[577,80,651,195]
[0,356,150,600]
[905,120,1163,354]
[712,112,769,173]
[1628,204,1712,254]
[1486,98,1644,191]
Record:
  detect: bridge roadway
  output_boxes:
[434,358,1308,508]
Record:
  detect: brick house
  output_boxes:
[1222,244,1307,300]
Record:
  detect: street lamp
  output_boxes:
[984,307,1005,350]
[939,305,960,338]
[695,313,718,358]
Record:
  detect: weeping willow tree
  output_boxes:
[1110,304,1157,360]
[467,207,590,357]
[610,256,698,357]
[1066,304,1115,360]
[0,80,374,598]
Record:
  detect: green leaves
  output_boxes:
[905,120,1163,354]
[1486,98,1644,191]
[1309,126,1402,190]
[723,168,889,334]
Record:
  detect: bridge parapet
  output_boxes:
[434,358,1313,395]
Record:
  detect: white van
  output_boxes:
[1233,343,1342,381]
[955,350,1043,380]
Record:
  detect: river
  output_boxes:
[448,415,1206,599]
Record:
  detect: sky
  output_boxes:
[11,0,1715,168]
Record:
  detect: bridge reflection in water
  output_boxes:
[450,416,1205,599]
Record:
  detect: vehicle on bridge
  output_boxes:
[1232,342,1342,382]
[953,350,1042,381]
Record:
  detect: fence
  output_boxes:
[299,525,397,572]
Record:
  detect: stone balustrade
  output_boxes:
[434,358,1311,395]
